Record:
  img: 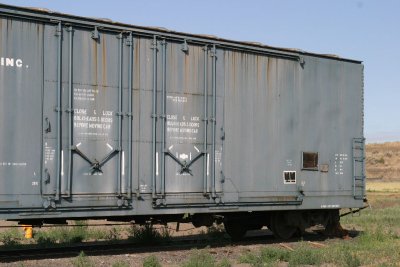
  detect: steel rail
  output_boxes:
[0,232,275,262]
[0,229,342,263]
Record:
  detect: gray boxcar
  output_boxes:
[0,4,365,239]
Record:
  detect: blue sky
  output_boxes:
[1,0,399,143]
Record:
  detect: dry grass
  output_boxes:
[366,141,400,179]
[367,181,400,192]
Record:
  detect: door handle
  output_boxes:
[44,117,51,133]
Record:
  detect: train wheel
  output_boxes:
[224,220,247,241]
[324,210,349,237]
[270,212,297,239]
[266,216,274,231]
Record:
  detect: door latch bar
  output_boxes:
[71,146,119,174]
[165,150,205,176]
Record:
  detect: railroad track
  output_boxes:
[0,229,350,263]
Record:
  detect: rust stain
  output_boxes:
[7,19,12,30]
[267,57,273,85]
[6,19,12,39]
[93,35,98,85]
[266,57,278,114]
[0,19,3,45]
[232,51,236,93]
[184,44,189,94]
[101,34,107,87]
[134,38,140,89]
[169,43,176,92]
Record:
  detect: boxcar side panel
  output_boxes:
[0,17,43,207]
[0,5,364,220]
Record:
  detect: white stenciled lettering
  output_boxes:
[6,58,13,66]
[0,57,24,68]
[167,114,177,120]
[73,110,113,132]
[15,59,23,67]
[44,144,55,164]
[74,122,88,128]
[167,95,188,103]
[74,108,87,115]
[73,88,99,102]
[180,128,198,134]
[101,117,112,123]
[179,121,200,128]
[334,153,348,175]
[167,121,179,126]
[166,114,201,140]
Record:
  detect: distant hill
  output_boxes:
[366,142,400,180]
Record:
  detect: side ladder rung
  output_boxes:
[352,138,365,199]
[354,158,365,162]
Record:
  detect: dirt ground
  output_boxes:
[1,242,264,267]
[0,229,329,267]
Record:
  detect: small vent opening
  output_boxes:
[302,152,318,170]
[283,171,296,184]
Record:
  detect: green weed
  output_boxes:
[143,255,162,267]
[34,221,89,245]
[240,246,292,266]
[182,249,216,267]
[217,257,231,267]
[112,260,130,267]
[128,224,171,245]
[71,251,94,267]
[287,243,322,266]
[206,224,226,240]
[0,228,23,246]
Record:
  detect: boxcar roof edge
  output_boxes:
[0,3,362,64]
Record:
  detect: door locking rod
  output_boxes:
[164,150,205,175]
[71,146,119,174]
